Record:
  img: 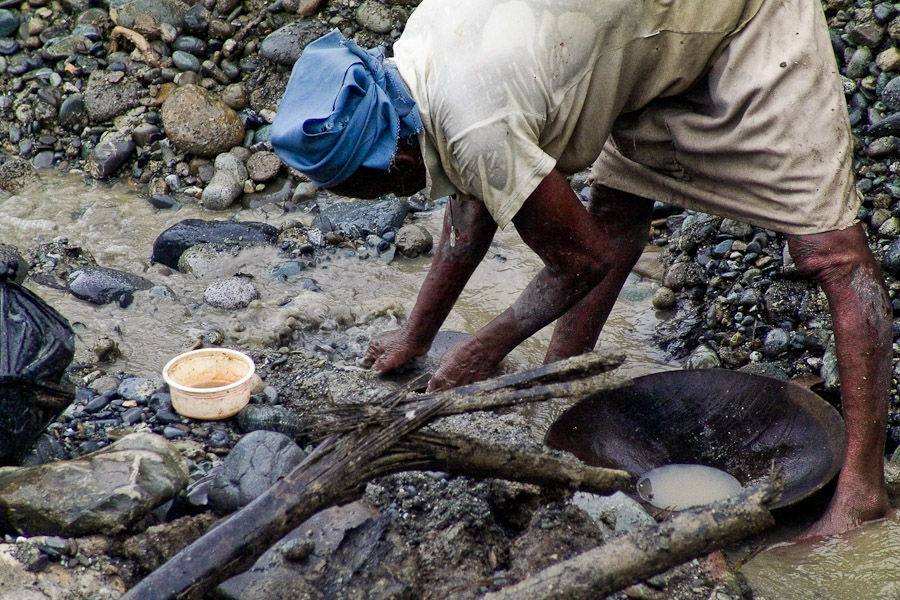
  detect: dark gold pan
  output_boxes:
[545,369,846,509]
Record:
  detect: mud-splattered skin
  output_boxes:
[786,225,893,538]
[364,168,652,390]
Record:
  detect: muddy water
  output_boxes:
[636,464,743,511]
[740,511,900,600]
[0,170,673,385]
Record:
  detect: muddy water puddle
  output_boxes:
[0,171,674,387]
[741,511,900,600]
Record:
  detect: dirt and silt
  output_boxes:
[3,0,900,596]
[5,170,899,600]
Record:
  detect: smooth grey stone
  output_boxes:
[201,152,247,210]
[172,49,200,73]
[259,19,328,65]
[208,430,307,514]
[314,196,410,239]
[118,377,167,404]
[66,265,152,306]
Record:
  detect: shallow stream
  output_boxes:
[0,170,673,386]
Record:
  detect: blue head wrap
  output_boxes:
[271,30,423,188]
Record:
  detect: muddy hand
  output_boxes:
[427,335,499,391]
[361,328,431,373]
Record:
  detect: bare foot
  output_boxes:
[427,336,500,391]
[360,328,431,373]
[795,478,891,541]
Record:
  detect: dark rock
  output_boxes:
[240,177,293,209]
[882,238,900,277]
[761,328,789,357]
[118,377,167,403]
[42,34,90,61]
[0,9,19,38]
[132,123,164,146]
[66,265,153,306]
[235,404,309,440]
[208,430,307,514]
[0,39,20,55]
[32,151,54,169]
[151,219,280,270]
[260,19,329,65]
[314,196,411,240]
[149,194,178,209]
[172,50,200,72]
[86,138,135,179]
[662,261,705,291]
[868,112,900,137]
[173,35,206,56]
[216,502,412,600]
[882,76,900,112]
[183,4,211,35]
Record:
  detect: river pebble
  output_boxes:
[201,151,247,209]
[260,20,329,65]
[395,223,433,258]
[203,277,260,309]
[86,138,135,179]
[161,84,245,157]
[247,150,281,182]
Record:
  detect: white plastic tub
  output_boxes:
[162,348,255,420]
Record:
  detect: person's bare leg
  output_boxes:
[361,195,497,372]
[787,224,892,537]
[544,184,654,364]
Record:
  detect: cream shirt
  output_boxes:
[393,0,763,228]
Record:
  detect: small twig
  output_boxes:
[109,26,161,67]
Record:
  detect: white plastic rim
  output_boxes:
[162,348,256,420]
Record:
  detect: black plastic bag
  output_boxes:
[0,261,76,465]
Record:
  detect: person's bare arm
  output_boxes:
[362,194,497,372]
[428,168,634,390]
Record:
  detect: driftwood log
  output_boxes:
[121,353,634,600]
[480,481,779,600]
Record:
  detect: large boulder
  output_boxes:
[0,433,189,536]
[162,84,245,157]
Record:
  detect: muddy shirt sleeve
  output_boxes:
[441,111,556,229]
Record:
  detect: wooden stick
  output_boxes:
[480,481,779,600]
[354,430,632,494]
